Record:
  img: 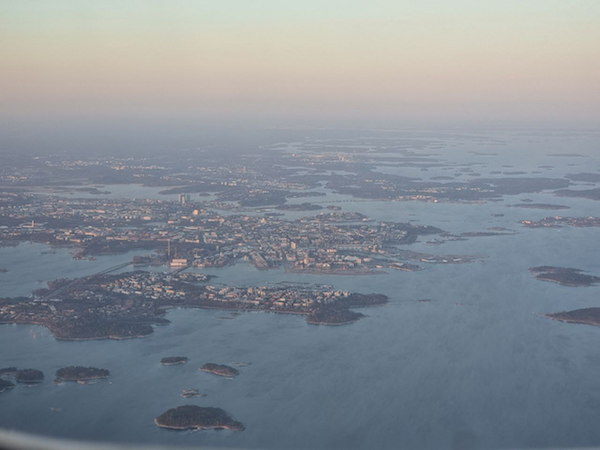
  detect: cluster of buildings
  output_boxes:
[0,193,439,273]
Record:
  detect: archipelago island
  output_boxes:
[1,368,45,384]
[160,356,188,366]
[155,405,244,431]
[200,363,240,377]
[529,266,600,287]
[54,366,110,383]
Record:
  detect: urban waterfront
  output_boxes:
[2,134,600,448]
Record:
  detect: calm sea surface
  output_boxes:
[1,133,600,449]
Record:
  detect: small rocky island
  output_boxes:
[54,366,110,383]
[181,388,206,398]
[545,308,600,326]
[0,378,15,393]
[200,363,240,377]
[155,405,244,431]
[529,266,600,287]
[160,356,188,366]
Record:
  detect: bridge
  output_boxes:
[170,264,192,275]
[39,261,133,301]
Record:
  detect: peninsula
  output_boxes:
[545,308,600,327]
[0,271,388,340]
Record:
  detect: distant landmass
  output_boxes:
[507,203,570,210]
[565,173,600,183]
[555,188,600,201]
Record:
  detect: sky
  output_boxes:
[1,1,599,129]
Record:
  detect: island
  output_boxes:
[155,405,244,431]
[548,153,589,158]
[529,266,600,287]
[545,308,600,326]
[555,188,600,201]
[275,202,323,211]
[54,366,110,383]
[460,231,516,237]
[0,378,15,393]
[507,203,570,210]
[181,388,206,398]
[0,367,17,376]
[521,216,600,228]
[565,172,600,183]
[160,356,188,366]
[199,363,239,377]
[15,369,44,384]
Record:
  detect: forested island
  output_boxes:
[200,363,240,377]
[306,306,364,325]
[54,366,110,383]
[160,356,188,366]
[155,405,244,431]
[545,308,600,327]
[529,266,600,287]
[275,202,323,211]
[15,369,44,384]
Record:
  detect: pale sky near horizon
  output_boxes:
[1,1,599,127]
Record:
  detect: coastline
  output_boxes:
[154,419,242,431]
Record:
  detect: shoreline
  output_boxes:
[154,419,242,431]
[543,314,600,327]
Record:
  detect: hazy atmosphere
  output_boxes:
[2,1,599,131]
[1,3,600,450]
